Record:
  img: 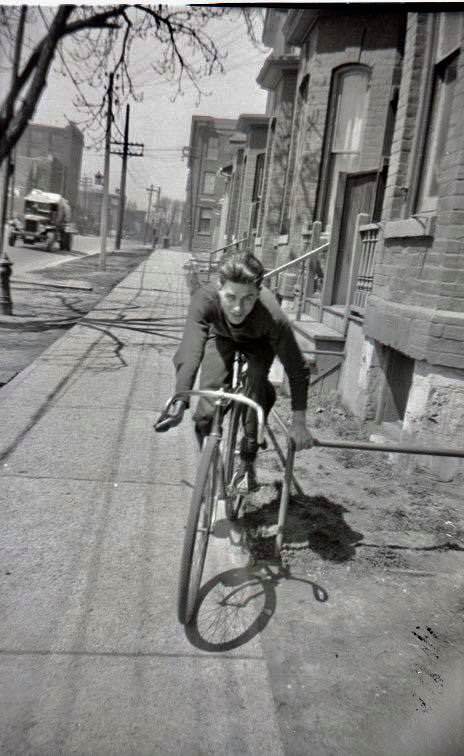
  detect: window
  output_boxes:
[250,153,265,232]
[207,137,219,160]
[198,208,212,234]
[322,66,370,230]
[202,172,216,194]
[252,153,265,202]
[280,74,309,235]
[415,14,461,214]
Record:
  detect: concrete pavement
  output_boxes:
[2,248,464,755]
[0,248,284,755]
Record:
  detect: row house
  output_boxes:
[217,114,269,248]
[182,115,237,255]
[205,8,464,480]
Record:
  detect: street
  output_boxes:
[7,234,110,276]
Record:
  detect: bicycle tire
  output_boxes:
[177,436,218,625]
[224,403,244,521]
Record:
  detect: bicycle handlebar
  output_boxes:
[163,389,266,446]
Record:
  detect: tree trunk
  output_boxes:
[0,6,74,166]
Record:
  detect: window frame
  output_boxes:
[202,171,216,195]
[411,13,461,216]
[316,64,371,231]
[207,136,219,160]
[197,207,213,234]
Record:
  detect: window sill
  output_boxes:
[383,215,436,239]
[197,231,212,236]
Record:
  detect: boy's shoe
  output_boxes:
[230,460,260,493]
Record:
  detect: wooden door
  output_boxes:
[332,171,378,306]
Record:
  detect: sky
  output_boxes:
[22,8,271,210]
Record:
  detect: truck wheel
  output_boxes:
[46,232,55,252]
[8,232,16,247]
[62,232,72,252]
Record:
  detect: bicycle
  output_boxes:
[157,376,265,625]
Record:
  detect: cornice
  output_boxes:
[282,9,319,46]
[256,54,299,91]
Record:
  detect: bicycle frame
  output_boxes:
[163,388,265,448]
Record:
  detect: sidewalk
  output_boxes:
[0,249,283,755]
[1,249,464,755]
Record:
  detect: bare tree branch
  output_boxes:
[0,6,75,164]
[0,5,262,164]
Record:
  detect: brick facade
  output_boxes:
[183,116,237,254]
[287,13,405,260]
[365,12,464,372]
[235,116,269,242]
[14,122,84,212]
[257,68,298,270]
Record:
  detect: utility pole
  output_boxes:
[0,6,26,315]
[144,184,156,244]
[115,104,129,250]
[112,109,143,250]
[99,71,114,272]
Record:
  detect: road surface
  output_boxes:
[6,234,135,276]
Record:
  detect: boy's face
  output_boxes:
[218,280,259,325]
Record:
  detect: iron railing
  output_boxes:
[352,223,380,314]
[203,236,249,282]
[263,222,329,321]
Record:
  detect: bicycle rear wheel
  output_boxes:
[178,436,218,625]
[224,403,244,521]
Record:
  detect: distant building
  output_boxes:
[15,122,84,213]
[76,185,119,235]
[183,116,238,254]
[216,114,269,249]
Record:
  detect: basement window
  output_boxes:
[380,347,414,423]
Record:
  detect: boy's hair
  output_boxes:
[218,253,264,288]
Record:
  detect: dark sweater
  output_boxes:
[174,284,308,411]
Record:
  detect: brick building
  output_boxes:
[76,186,119,236]
[214,8,464,479]
[183,116,237,254]
[15,122,84,213]
[357,10,464,479]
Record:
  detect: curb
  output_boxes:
[12,277,93,291]
[0,314,80,329]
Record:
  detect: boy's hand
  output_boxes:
[289,411,314,451]
[154,400,186,432]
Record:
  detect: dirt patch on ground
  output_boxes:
[245,389,464,576]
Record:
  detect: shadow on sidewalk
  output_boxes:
[185,563,328,653]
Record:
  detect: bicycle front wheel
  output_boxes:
[224,403,244,521]
[178,436,218,625]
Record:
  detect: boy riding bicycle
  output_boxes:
[155,253,313,490]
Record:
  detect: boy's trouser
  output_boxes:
[193,334,276,461]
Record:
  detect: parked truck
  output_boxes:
[8,189,76,252]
